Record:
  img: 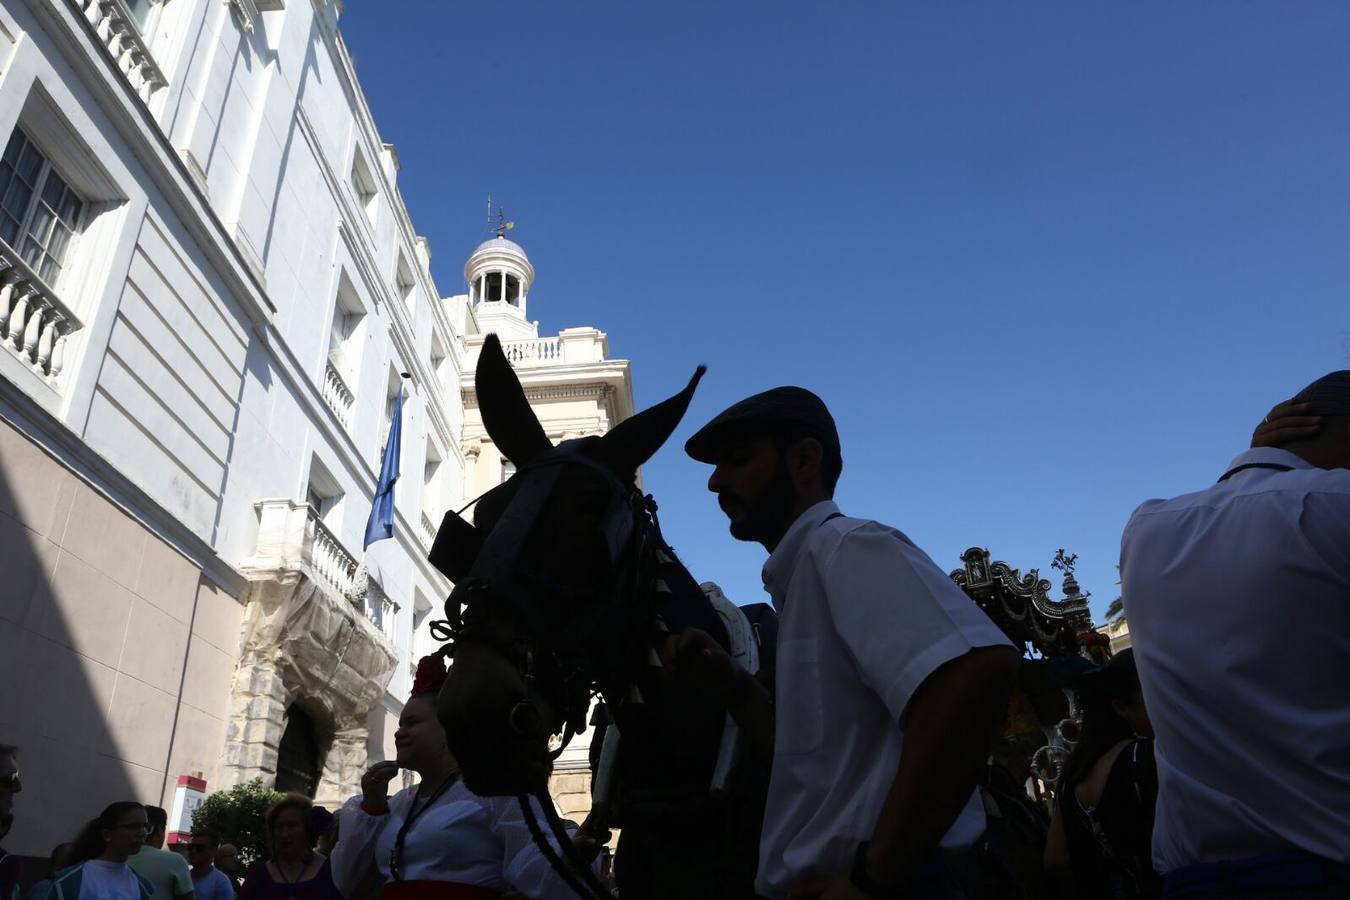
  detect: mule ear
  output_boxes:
[593,365,707,477]
[477,333,552,466]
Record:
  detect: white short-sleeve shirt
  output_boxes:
[755,501,1014,899]
[1121,447,1350,873]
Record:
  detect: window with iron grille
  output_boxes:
[0,128,86,286]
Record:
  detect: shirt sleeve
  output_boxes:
[330,793,394,896]
[483,795,585,899]
[821,524,1014,723]
[171,855,194,896]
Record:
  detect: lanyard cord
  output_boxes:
[389,774,459,882]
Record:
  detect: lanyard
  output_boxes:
[389,775,458,881]
[1218,462,1295,483]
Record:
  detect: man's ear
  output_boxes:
[787,436,825,490]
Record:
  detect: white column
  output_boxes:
[498,270,506,304]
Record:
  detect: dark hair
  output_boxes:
[191,828,219,847]
[1058,649,1143,791]
[265,794,316,854]
[1294,370,1350,417]
[0,744,16,760]
[69,802,146,864]
[770,426,843,494]
[145,805,168,833]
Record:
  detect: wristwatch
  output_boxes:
[850,841,906,899]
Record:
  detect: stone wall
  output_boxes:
[549,768,593,825]
[0,417,243,855]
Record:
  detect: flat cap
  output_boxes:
[684,386,839,464]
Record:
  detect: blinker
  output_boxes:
[428,510,482,582]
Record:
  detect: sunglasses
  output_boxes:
[0,773,19,790]
[186,844,213,851]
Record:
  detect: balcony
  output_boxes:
[321,359,355,430]
[242,499,400,645]
[228,499,400,807]
[420,510,436,549]
[73,0,169,103]
[0,242,82,385]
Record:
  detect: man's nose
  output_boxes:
[707,465,727,493]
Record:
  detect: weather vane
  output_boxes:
[485,195,515,239]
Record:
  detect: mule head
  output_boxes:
[430,334,704,796]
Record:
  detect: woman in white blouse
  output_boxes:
[331,654,582,900]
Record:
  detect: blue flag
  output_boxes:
[364,385,404,549]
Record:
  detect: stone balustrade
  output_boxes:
[357,575,399,642]
[74,0,169,102]
[420,510,436,548]
[463,328,611,372]
[503,337,562,367]
[322,360,355,429]
[308,508,358,599]
[0,243,82,384]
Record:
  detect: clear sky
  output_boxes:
[343,2,1350,620]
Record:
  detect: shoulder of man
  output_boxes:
[49,866,81,900]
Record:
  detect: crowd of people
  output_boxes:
[4,368,1350,900]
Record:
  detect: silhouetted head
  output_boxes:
[71,802,148,864]
[1280,371,1350,469]
[685,387,842,550]
[1061,649,1151,789]
[432,334,704,797]
[145,805,169,850]
[265,794,315,864]
[398,654,457,775]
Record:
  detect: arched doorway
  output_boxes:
[275,705,323,797]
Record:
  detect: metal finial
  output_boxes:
[485,196,515,239]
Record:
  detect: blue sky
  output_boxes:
[343,3,1350,619]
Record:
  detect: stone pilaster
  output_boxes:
[317,717,371,808]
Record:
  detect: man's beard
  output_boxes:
[726,463,796,543]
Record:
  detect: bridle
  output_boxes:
[430,448,670,899]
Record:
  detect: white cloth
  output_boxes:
[1122,447,1350,872]
[755,501,1014,899]
[331,779,579,899]
[77,862,141,900]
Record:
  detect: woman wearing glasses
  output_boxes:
[49,802,154,900]
[331,653,585,900]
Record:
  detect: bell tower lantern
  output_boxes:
[465,205,536,341]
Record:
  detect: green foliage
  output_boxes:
[190,778,282,868]
[1105,596,1125,624]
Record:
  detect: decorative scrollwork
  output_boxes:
[951,547,1095,658]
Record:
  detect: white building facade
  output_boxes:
[0,0,634,857]
[0,0,462,852]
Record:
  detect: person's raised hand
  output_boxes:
[360,760,400,814]
[1251,399,1321,449]
[660,628,739,698]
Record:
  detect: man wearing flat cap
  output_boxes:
[668,386,1020,900]
[1120,370,1350,898]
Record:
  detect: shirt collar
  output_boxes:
[1221,447,1313,480]
[762,500,840,603]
